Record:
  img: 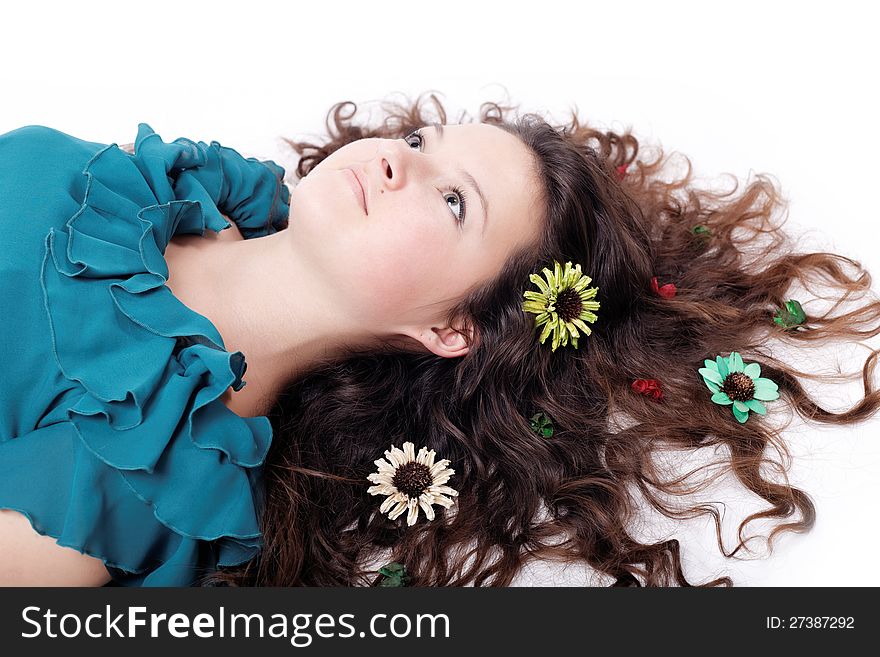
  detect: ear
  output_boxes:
[404,323,472,359]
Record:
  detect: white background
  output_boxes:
[2,0,878,585]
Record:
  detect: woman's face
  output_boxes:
[285,122,544,354]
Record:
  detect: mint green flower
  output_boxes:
[698,351,779,423]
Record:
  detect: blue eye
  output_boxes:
[404,129,468,225]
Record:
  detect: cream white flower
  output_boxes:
[367,441,458,526]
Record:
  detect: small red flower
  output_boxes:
[650,276,677,299]
[631,378,664,402]
[615,164,628,180]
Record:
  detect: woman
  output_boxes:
[2,92,879,586]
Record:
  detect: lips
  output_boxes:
[344,167,368,215]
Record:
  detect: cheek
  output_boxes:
[289,173,347,224]
[352,223,456,319]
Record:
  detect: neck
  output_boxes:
[163,227,367,417]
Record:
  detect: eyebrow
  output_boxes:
[430,122,489,237]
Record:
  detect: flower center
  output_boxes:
[721,372,755,401]
[555,287,583,322]
[392,462,433,498]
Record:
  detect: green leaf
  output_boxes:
[690,224,711,237]
[772,299,807,329]
[378,562,410,587]
[530,412,554,438]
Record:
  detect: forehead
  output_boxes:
[433,122,540,234]
[434,122,531,169]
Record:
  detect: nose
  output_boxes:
[373,139,419,193]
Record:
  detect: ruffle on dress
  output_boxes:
[1,123,291,586]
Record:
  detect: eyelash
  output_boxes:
[404,129,468,225]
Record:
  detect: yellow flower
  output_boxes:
[522,260,600,351]
[367,442,458,526]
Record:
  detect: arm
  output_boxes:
[0,509,112,586]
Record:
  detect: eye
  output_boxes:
[403,129,468,225]
[403,130,424,150]
[444,186,468,225]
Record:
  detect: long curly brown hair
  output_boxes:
[198,91,880,587]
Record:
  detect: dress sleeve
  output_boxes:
[130,122,291,242]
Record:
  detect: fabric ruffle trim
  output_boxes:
[35,126,283,580]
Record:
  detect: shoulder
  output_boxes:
[0,124,106,155]
[0,509,111,586]
[1,124,68,142]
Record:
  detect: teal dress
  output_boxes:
[0,123,291,586]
